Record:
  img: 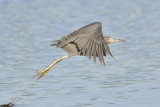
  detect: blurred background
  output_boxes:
[0,0,160,107]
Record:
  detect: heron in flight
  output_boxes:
[34,22,125,80]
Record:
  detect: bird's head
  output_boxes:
[104,36,125,44]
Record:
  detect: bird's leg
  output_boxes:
[34,55,69,80]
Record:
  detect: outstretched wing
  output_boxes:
[57,22,113,65]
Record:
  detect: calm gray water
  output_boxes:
[0,0,160,107]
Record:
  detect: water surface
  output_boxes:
[0,0,160,107]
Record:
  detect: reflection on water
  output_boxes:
[0,0,160,107]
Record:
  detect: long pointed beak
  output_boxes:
[113,39,125,42]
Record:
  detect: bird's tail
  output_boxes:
[50,40,60,46]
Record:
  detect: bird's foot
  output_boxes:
[33,55,69,80]
[33,67,52,80]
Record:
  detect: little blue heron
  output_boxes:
[34,22,125,80]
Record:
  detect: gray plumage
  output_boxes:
[51,22,113,65]
[34,22,125,80]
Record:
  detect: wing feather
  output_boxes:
[92,41,97,63]
[88,40,94,59]
[57,22,113,65]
